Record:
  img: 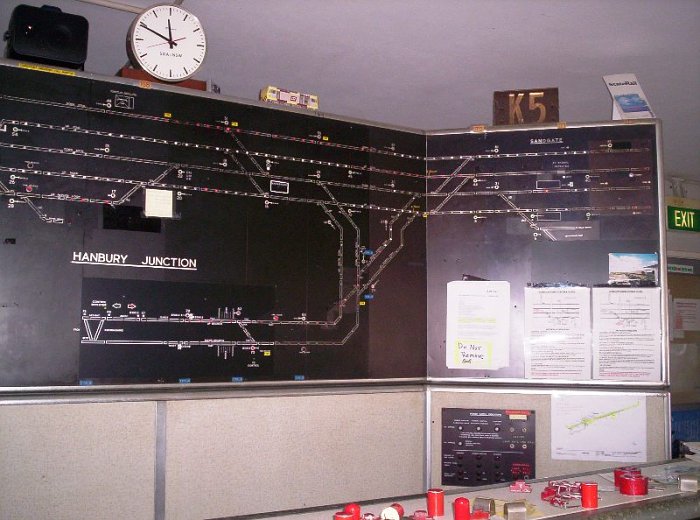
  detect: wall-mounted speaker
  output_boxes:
[4,4,88,69]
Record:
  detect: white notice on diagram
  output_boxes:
[592,287,661,381]
[446,281,510,370]
[144,188,174,218]
[552,393,647,462]
[524,287,591,380]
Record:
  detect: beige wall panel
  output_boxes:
[165,390,425,519]
[0,401,156,520]
[429,389,668,487]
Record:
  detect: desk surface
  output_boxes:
[223,460,700,520]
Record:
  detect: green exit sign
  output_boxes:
[668,206,699,232]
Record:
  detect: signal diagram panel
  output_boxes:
[0,62,663,387]
[0,63,426,385]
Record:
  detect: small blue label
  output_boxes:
[79,379,93,386]
[362,249,375,256]
[294,375,305,381]
[363,293,374,300]
[178,378,191,384]
[231,376,244,382]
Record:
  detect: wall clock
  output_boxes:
[126,4,206,82]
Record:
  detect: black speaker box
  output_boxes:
[4,4,88,69]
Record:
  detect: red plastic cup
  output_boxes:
[427,488,445,517]
[580,482,598,508]
[334,512,353,520]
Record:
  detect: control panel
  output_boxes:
[441,408,536,486]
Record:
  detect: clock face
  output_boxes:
[128,4,206,82]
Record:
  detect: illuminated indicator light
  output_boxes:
[263,350,271,356]
[79,379,93,386]
[231,122,238,127]
[164,112,172,118]
[363,294,374,300]
[362,249,375,256]
[322,136,329,141]
[359,301,366,306]
[293,375,305,381]
[178,378,191,384]
[231,376,243,382]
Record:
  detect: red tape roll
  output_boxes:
[614,466,641,487]
[619,474,649,496]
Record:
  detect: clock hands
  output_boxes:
[148,37,186,49]
[167,19,175,49]
[139,21,178,47]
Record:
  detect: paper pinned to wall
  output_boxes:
[445,281,510,370]
[524,286,592,380]
[592,287,662,381]
[674,298,700,331]
[551,393,647,462]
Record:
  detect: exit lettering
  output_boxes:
[668,206,699,232]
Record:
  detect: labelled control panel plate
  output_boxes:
[442,408,536,486]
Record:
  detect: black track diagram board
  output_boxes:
[425,124,662,382]
[0,63,426,385]
[0,62,663,387]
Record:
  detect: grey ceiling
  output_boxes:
[1,0,699,181]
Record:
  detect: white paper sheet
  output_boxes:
[551,393,647,462]
[144,188,174,218]
[592,287,662,381]
[445,281,510,370]
[524,287,591,379]
[674,298,700,331]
